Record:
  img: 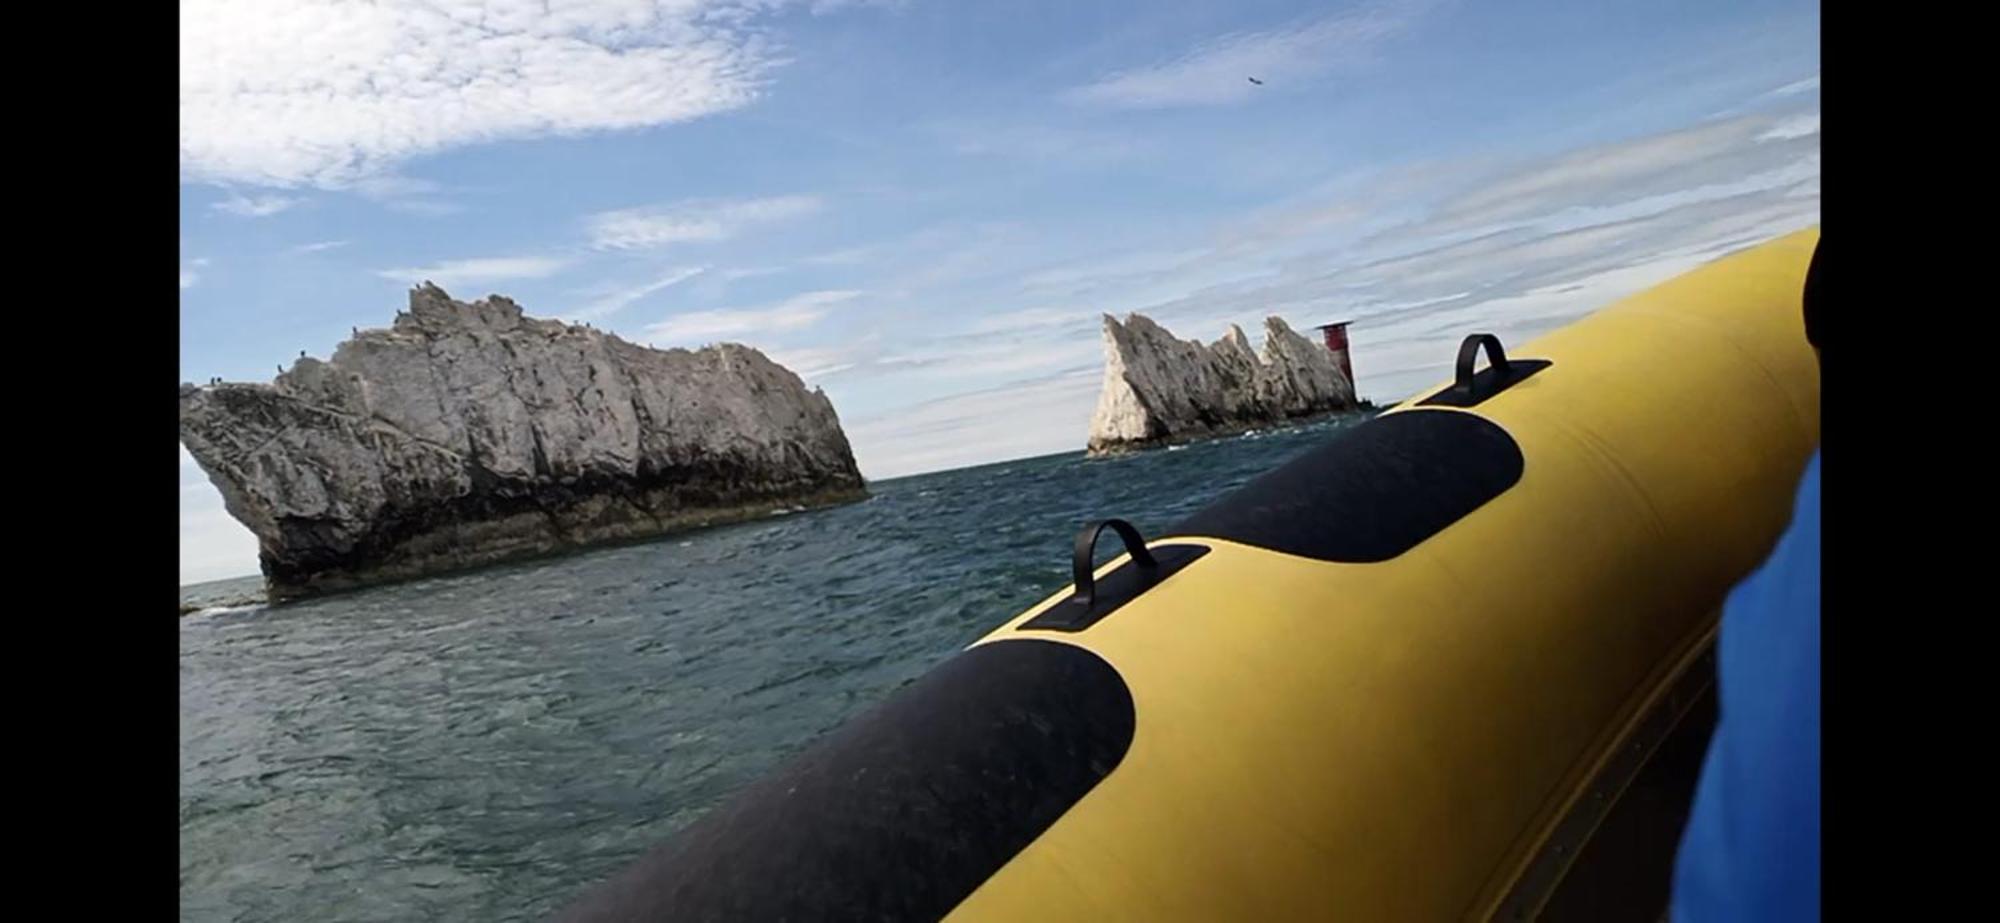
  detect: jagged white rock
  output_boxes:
[1086,313,1357,456]
[180,284,866,599]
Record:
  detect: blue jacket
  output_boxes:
[1671,450,1821,921]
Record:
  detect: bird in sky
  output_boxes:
[1247,76,1264,85]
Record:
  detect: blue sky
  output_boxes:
[180,0,1820,583]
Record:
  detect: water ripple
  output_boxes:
[179,414,1368,922]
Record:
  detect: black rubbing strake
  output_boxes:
[1168,409,1524,562]
[551,639,1136,923]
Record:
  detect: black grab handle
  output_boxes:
[1071,519,1158,610]
[1419,333,1549,408]
[1455,333,1510,397]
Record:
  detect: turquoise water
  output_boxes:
[179,413,1374,922]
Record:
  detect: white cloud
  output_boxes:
[808,0,907,14]
[351,175,441,199]
[972,307,1085,334]
[1148,198,1816,401]
[644,289,860,345]
[290,240,348,254]
[845,369,1101,479]
[804,245,879,266]
[720,266,788,282]
[212,192,304,217]
[181,445,261,584]
[348,174,462,215]
[1534,154,1818,235]
[180,0,791,188]
[1350,227,1816,402]
[873,337,1101,381]
[1432,115,1776,230]
[873,221,1040,293]
[585,195,823,251]
[565,266,708,321]
[761,341,874,381]
[1065,0,1436,109]
[374,256,572,288]
[180,257,211,289]
[1764,75,1820,98]
[1015,246,1210,299]
[1759,114,1820,141]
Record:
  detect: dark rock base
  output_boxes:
[261,479,869,601]
[1085,403,1377,458]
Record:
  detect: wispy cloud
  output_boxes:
[180,257,211,289]
[804,244,883,266]
[1759,113,1820,141]
[808,0,908,14]
[373,256,573,288]
[211,193,303,217]
[290,240,347,254]
[178,0,799,188]
[1764,75,1820,98]
[845,369,1101,479]
[971,306,1086,334]
[1012,245,1215,301]
[1420,111,1815,233]
[874,221,1041,293]
[1065,0,1437,109]
[834,89,1817,479]
[350,174,460,216]
[720,266,789,282]
[864,334,1101,382]
[644,289,861,345]
[1126,199,1817,400]
[565,266,708,322]
[586,195,823,251]
[942,122,1148,168]
[761,340,879,381]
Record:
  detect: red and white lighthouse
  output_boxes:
[1313,321,1356,388]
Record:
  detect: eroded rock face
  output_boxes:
[1086,313,1357,456]
[180,284,867,599]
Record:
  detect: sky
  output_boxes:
[180,0,1821,584]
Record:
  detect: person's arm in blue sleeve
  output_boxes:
[1669,447,1820,922]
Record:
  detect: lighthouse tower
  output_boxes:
[1312,321,1356,389]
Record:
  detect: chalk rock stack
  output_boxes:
[180,284,867,599]
[1086,313,1357,456]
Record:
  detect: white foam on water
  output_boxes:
[184,602,267,621]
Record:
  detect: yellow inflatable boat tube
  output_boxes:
[555,227,1821,922]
